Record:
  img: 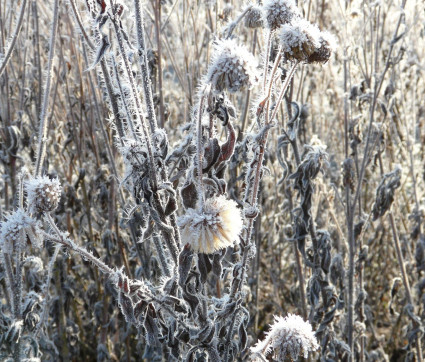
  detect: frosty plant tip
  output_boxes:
[250,314,319,361]
[178,195,243,254]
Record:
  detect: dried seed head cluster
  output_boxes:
[26,176,62,214]
[262,0,300,30]
[206,39,259,93]
[178,195,243,254]
[250,314,319,361]
[244,5,264,28]
[278,17,337,63]
[0,209,42,253]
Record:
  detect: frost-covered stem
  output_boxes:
[134,0,158,132]
[270,62,299,122]
[2,253,14,311]
[99,60,126,144]
[34,0,60,177]
[45,215,115,276]
[152,233,171,277]
[195,86,209,209]
[12,241,23,362]
[112,58,138,140]
[225,5,253,39]
[153,0,165,128]
[388,211,423,361]
[262,29,273,92]
[68,0,95,49]
[110,12,158,189]
[0,0,27,76]
[232,62,298,300]
[35,244,61,337]
[264,48,282,123]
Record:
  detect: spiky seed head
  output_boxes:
[244,5,264,28]
[279,18,322,62]
[0,209,42,253]
[250,314,319,361]
[26,176,62,214]
[262,0,300,30]
[178,195,243,254]
[206,39,259,93]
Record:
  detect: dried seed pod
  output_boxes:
[342,158,356,192]
[371,167,402,221]
[279,18,321,62]
[279,18,337,63]
[244,5,264,28]
[250,314,319,361]
[0,209,42,252]
[206,39,259,93]
[26,176,62,214]
[262,0,300,30]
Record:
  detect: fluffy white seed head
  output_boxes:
[206,39,259,93]
[26,176,62,214]
[262,0,300,30]
[0,209,42,253]
[250,314,319,361]
[178,195,243,254]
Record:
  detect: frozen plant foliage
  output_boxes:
[178,195,243,254]
[25,176,62,214]
[262,0,300,30]
[0,209,42,254]
[206,39,259,93]
[250,314,319,361]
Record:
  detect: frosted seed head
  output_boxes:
[26,176,62,214]
[207,39,259,93]
[0,209,42,253]
[279,18,322,62]
[251,314,319,361]
[177,195,243,254]
[244,5,264,28]
[262,0,300,30]
[307,31,338,63]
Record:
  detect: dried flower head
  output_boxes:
[262,0,300,30]
[307,31,337,63]
[371,167,402,221]
[244,5,264,28]
[250,314,319,361]
[206,39,259,93]
[279,18,321,62]
[0,209,42,254]
[178,195,243,254]
[26,176,62,214]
